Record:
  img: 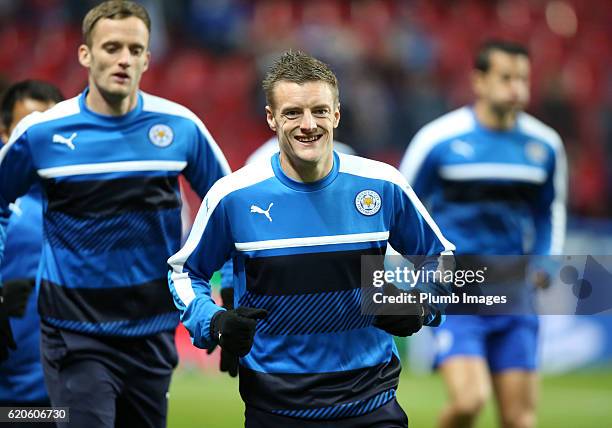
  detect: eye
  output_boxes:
[313,108,330,118]
[104,44,119,54]
[131,46,144,56]
[282,110,301,120]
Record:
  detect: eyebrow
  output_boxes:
[101,41,146,49]
[280,103,331,112]
[280,106,301,113]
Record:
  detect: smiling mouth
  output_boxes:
[294,135,322,143]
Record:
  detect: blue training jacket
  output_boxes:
[0,89,230,337]
[169,152,454,419]
[399,106,567,256]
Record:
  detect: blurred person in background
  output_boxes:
[0,1,230,426]
[399,40,567,428]
[0,81,63,425]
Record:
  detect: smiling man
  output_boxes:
[169,50,455,427]
[0,1,230,426]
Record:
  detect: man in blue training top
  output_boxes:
[0,80,63,417]
[399,40,567,428]
[0,2,230,426]
[209,134,357,378]
[169,50,455,427]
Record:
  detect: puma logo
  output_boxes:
[52,132,77,150]
[8,201,22,217]
[450,139,474,158]
[250,203,273,222]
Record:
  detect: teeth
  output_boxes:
[296,135,320,142]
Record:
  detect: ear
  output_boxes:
[265,105,277,132]
[333,102,341,128]
[143,50,151,73]
[471,70,484,97]
[78,44,91,68]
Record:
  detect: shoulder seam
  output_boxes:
[517,112,562,150]
[0,96,81,165]
[399,107,474,184]
[167,162,274,272]
[141,92,231,175]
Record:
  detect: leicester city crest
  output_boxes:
[525,140,547,164]
[355,190,382,216]
[149,124,174,147]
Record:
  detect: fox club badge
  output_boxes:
[149,124,174,147]
[525,140,548,164]
[355,190,382,216]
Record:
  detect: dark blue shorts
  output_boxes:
[40,322,177,428]
[245,398,409,428]
[433,315,539,372]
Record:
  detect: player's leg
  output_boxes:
[40,324,121,427]
[438,357,491,428]
[434,316,491,428]
[492,371,538,428]
[57,359,120,427]
[487,316,539,428]
[114,330,177,428]
[115,370,172,428]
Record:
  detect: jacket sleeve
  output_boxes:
[398,128,442,197]
[182,116,231,198]
[181,115,234,291]
[531,136,567,255]
[387,173,455,326]
[168,181,235,349]
[0,120,38,275]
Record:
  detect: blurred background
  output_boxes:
[1,0,611,426]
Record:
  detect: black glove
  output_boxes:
[531,270,551,290]
[2,279,35,318]
[0,297,17,361]
[220,347,239,377]
[210,306,268,357]
[207,288,236,354]
[207,288,240,377]
[373,283,427,337]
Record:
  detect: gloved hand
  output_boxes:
[207,288,240,377]
[373,283,427,337]
[531,270,551,290]
[207,288,235,353]
[0,297,17,361]
[2,279,34,317]
[210,306,268,357]
[219,347,239,377]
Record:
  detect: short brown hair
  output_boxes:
[262,50,339,109]
[82,1,151,46]
[474,40,529,73]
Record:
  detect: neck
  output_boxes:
[279,152,333,183]
[473,101,516,131]
[86,83,137,116]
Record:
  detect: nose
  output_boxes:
[300,110,317,132]
[118,47,131,68]
[510,78,527,97]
